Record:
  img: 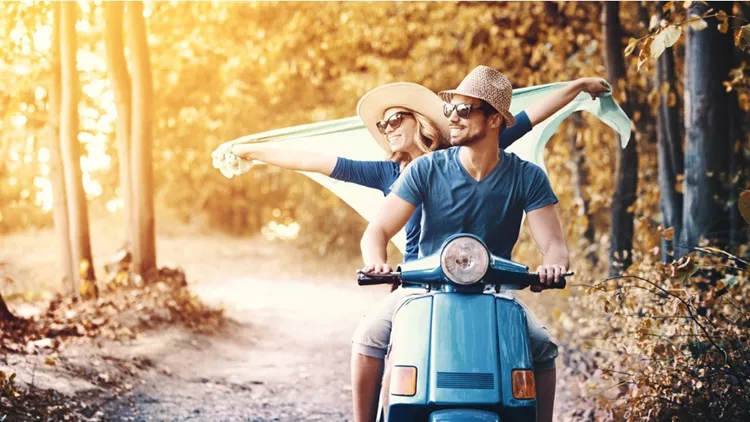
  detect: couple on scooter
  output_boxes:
[230,65,610,421]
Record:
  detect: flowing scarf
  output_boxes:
[213,81,632,253]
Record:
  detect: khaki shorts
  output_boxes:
[351,288,558,371]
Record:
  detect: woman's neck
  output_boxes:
[398,149,424,171]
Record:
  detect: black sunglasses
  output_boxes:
[443,103,494,118]
[376,111,413,135]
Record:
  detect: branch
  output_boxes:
[588,274,746,390]
[693,246,750,268]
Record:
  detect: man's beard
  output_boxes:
[450,125,487,147]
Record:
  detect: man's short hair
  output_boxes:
[478,99,499,116]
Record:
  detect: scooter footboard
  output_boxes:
[428,409,500,421]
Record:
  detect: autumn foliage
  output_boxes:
[1,1,749,420]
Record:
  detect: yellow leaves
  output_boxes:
[675,173,685,193]
[45,356,57,366]
[736,24,750,52]
[637,36,653,71]
[717,20,729,34]
[662,1,676,14]
[649,26,682,63]
[660,82,671,97]
[660,227,675,241]
[738,92,750,112]
[689,18,708,31]
[625,37,638,57]
[670,256,699,284]
[79,259,90,278]
[660,26,682,49]
[716,10,729,34]
[667,92,677,107]
[79,279,98,300]
[635,318,653,340]
[739,190,750,224]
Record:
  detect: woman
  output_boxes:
[229,77,609,262]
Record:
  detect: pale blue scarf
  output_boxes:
[214,81,632,253]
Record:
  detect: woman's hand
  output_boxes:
[211,142,254,178]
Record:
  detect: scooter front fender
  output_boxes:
[428,409,500,422]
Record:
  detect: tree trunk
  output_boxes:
[104,1,134,251]
[602,2,638,275]
[48,2,77,294]
[567,113,598,265]
[655,2,684,262]
[679,2,735,254]
[126,1,157,277]
[0,292,16,322]
[729,3,750,250]
[59,1,96,285]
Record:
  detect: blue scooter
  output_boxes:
[358,234,570,422]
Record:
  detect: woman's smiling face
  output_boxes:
[382,107,417,153]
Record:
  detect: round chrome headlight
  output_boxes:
[440,236,490,285]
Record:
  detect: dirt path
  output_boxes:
[3,275,386,422]
[2,218,579,421]
[106,277,386,421]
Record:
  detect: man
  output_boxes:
[357,65,569,422]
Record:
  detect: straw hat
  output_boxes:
[438,65,515,127]
[357,82,449,153]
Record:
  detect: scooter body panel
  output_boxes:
[386,292,536,421]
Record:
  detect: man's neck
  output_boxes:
[459,135,501,182]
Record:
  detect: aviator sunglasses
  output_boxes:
[442,103,494,118]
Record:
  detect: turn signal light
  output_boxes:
[391,366,417,396]
[512,370,536,399]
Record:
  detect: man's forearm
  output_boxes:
[542,241,570,269]
[360,225,389,266]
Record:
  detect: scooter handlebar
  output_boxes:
[356,270,574,289]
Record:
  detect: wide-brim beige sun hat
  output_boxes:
[439,65,516,128]
[357,82,449,153]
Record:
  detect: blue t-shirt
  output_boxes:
[392,147,558,259]
[329,111,532,261]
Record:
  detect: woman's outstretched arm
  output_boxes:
[231,145,338,176]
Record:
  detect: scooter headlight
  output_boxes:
[440,236,489,285]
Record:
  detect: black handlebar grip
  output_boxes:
[526,271,573,290]
[357,271,401,286]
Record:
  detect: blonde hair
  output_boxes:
[388,110,449,169]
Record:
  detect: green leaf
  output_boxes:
[739,190,750,224]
